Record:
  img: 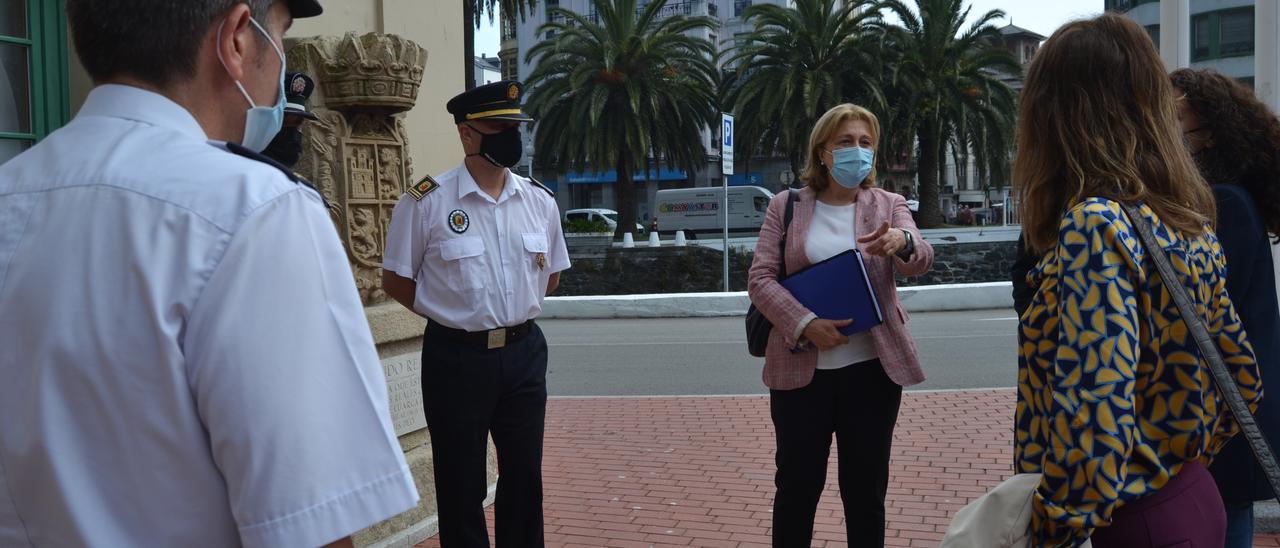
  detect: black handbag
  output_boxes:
[1121,203,1280,498]
[746,190,799,357]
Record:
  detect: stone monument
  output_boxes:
[288,32,423,305]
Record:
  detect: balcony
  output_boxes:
[587,0,710,25]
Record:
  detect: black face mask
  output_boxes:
[466,124,523,168]
[262,126,303,169]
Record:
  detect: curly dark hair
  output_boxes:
[1171,68,1280,238]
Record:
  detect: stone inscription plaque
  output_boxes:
[382,354,426,436]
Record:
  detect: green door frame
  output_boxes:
[0,0,70,147]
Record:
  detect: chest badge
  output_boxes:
[448,209,470,234]
[535,253,547,270]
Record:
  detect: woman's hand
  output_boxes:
[802,318,852,350]
[858,221,907,257]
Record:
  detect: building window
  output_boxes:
[1193,7,1255,62]
[1106,0,1159,12]
[1192,14,1211,61]
[1144,24,1159,48]
[0,0,68,166]
[1218,8,1254,57]
[734,0,751,17]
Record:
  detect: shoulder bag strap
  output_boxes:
[1120,203,1280,498]
[779,190,799,279]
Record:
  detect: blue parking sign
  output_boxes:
[721,113,734,175]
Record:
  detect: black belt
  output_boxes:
[427,320,534,350]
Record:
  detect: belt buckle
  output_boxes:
[487,328,507,349]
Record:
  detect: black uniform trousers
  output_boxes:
[769,360,903,548]
[421,322,548,548]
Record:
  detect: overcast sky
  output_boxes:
[473,1,1106,59]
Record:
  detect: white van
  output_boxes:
[653,185,775,238]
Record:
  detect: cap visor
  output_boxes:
[288,0,323,18]
[480,113,535,123]
[285,108,319,120]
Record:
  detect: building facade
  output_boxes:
[1108,0,1258,84]
[475,54,503,84]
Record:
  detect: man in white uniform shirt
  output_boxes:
[383,80,570,547]
[0,1,418,546]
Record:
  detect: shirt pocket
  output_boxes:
[522,232,549,271]
[439,236,486,290]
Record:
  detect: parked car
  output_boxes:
[652,185,775,239]
[564,208,646,235]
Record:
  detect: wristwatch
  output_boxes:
[896,229,915,260]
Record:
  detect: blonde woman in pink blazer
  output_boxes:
[747,104,933,547]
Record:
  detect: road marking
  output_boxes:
[551,333,1013,346]
[914,334,1012,340]
[551,340,744,347]
[976,316,1019,321]
[549,387,1018,399]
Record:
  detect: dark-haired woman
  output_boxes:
[1172,67,1280,548]
[1013,14,1263,547]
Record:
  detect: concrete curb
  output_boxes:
[541,281,1014,319]
[1258,500,1280,533]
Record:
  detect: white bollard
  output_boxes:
[622,232,635,248]
[648,231,661,247]
[674,231,687,247]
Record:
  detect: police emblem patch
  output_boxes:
[507,84,519,100]
[290,74,307,94]
[448,209,470,234]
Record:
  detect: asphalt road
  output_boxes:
[541,307,1020,396]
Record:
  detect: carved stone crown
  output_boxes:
[318,32,426,112]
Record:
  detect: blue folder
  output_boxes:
[780,249,883,335]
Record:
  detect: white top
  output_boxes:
[383,164,571,331]
[805,201,880,370]
[0,85,418,548]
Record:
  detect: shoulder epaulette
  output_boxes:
[528,176,555,198]
[407,175,440,201]
[223,141,331,209]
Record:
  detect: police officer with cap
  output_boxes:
[262,71,318,169]
[0,0,419,545]
[384,80,570,547]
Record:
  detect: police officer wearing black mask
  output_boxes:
[262,72,318,169]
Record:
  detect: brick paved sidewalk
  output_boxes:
[418,389,1280,547]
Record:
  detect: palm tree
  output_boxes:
[722,0,886,181]
[466,0,539,89]
[878,0,1019,227]
[523,0,719,238]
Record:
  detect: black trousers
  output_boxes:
[421,322,548,548]
[769,360,903,548]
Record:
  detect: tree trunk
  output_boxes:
[614,157,637,240]
[916,119,944,228]
[464,2,477,90]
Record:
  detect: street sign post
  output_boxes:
[721,113,734,292]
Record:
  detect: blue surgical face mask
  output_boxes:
[828,146,875,188]
[216,18,286,152]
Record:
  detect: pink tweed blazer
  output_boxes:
[747,186,933,390]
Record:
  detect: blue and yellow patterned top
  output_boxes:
[1015,198,1263,547]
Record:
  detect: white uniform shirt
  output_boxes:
[805,201,879,369]
[383,164,570,332]
[0,85,418,548]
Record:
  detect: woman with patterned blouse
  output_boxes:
[1013,14,1264,547]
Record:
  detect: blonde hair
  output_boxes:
[801,103,880,191]
[1015,13,1214,251]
